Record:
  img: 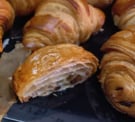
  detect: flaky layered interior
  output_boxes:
[13,44,98,103]
[21,61,93,102]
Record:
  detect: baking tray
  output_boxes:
[2,5,135,122]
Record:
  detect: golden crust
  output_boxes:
[99,26,135,117]
[22,0,105,50]
[112,0,135,29]
[112,0,135,16]
[13,44,98,102]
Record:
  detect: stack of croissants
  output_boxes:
[1,0,135,118]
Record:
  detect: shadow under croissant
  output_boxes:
[4,83,96,122]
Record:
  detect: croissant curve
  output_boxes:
[112,0,135,29]
[0,0,105,52]
[22,0,105,50]
[99,26,135,117]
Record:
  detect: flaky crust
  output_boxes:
[13,44,98,103]
[99,26,135,117]
[112,0,135,29]
[22,0,105,50]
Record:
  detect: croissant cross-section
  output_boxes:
[13,44,98,103]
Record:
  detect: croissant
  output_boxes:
[112,0,135,29]
[87,0,113,8]
[0,0,15,52]
[22,0,105,51]
[13,44,98,103]
[99,25,135,117]
[7,0,43,16]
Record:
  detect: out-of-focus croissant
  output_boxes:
[7,0,43,16]
[13,44,98,103]
[0,0,43,52]
[87,0,113,8]
[22,0,105,51]
[99,26,135,117]
[112,0,135,29]
[0,0,15,52]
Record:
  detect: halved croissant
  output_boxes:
[99,26,135,117]
[87,0,113,8]
[22,0,105,50]
[13,44,98,103]
[0,0,15,52]
[112,0,135,29]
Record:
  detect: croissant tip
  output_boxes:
[18,96,30,103]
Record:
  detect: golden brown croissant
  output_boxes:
[7,0,43,16]
[112,0,135,29]
[0,0,15,52]
[22,0,105,51]
[87,0,113,8]
[13,44,98,103]
[99,25,135,117]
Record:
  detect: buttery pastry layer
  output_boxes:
[13,44,98,103]
[99,26,135,117]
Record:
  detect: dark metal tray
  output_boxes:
[2,5,135,122]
